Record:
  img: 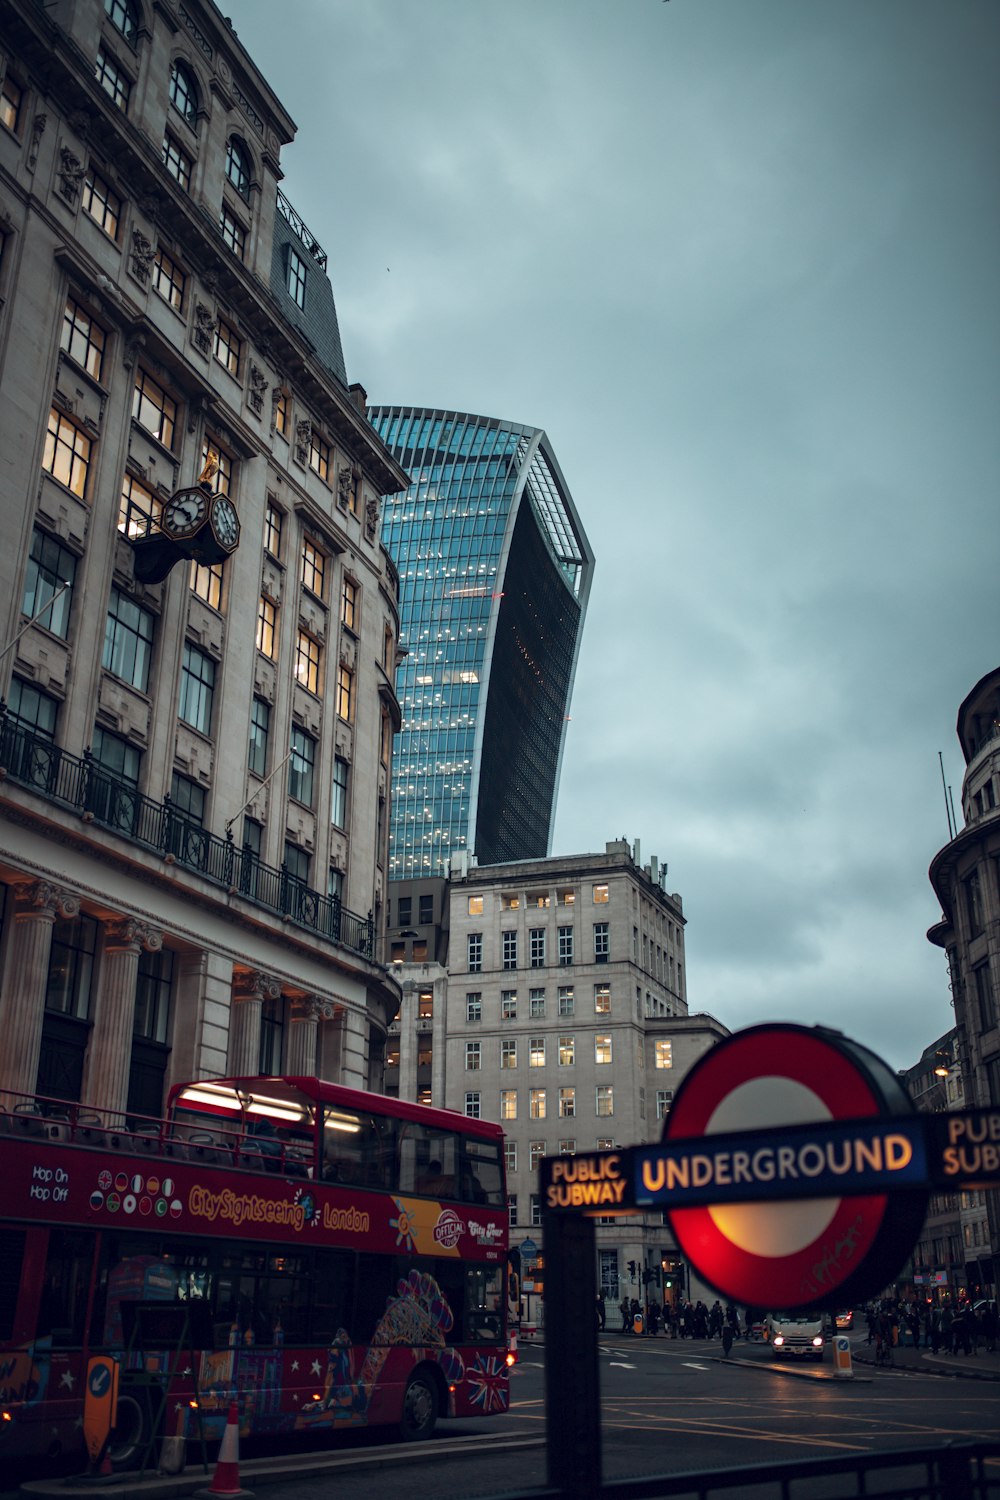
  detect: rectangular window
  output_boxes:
[501,1039,517,1069]
[504,1141,517,1174]
[528,890,550,909]
[179,643,215,734]
[256,596,277,659]
[530,1141,546,1171]
[294,629,322,694]
[558,1035,575,1067]
[189,560,222,609]
[594,983,611,1014]
[102,587,154,691]
[82,167,121,238]
[501,893,520,910]
[214,315,242,376]
[309,431,330,482]
[559,1139,576,1156]
[974,962,997,1032]
[558,888,576,906]
[530,929,546,967]
[62,297,106,380]
[596,1086,614,1117]
[288,727,316,806]
[656,1089,673,1120]
[419,893,433,923]
[559,1088,576,1119]
[9,677,58,739]
[594,922,610,962]
[118,473,159,537]
[468,933,482,973]
[530,1196,542,1227]
[23,529,75,639]
[655,1039,673,1069]
[468,895,484,917]
[95,48,130,110]
[0,73,23,133]
[464,1092,481,1120]
[558,986,575,1017]
[501,991,517,1020]
[529,989,545,1018]
[152,247,186,311]
[220,205,246,259]
[507,1194,517,1227]
[595,1034,613,1065]
[170,771,204,825]
[264,501,283,558]
[301,538,326,597]
[331,755,348,827]
[466,993,482,1023]
[502,930,518,970]
[133,369,177,448]
[500,1089,517,1121]
[529,1037,545,1068]
[465,1041,481,1071]
[529,1089,546,1120]
[341,575,358,631]
[248,696,270,777]
[161,134,192,191]
[593,883,609,904]
[274,388,289,436]
[287,248,307,309]
[558,926,574,966]
[336,665,353,721]
[44,408,92,498]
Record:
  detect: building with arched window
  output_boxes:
[369,408,594,879]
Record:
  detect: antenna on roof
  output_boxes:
[938,751,957,840]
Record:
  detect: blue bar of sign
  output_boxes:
[633,1116,929,1209]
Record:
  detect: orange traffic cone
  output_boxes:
[193,1403,254,1500]
[507,1329,518,1366]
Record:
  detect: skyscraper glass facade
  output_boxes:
[370,408,593,878]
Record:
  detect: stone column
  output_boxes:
[84,918,162,1118]
[398,981,418,1103]
[328,1004,367,1088]
[228,970,281,1075]
[0,881,79,1096]
[285,996,335,1077]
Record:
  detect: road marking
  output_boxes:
[682,1362,709,1371]
[609,1361,636,1370]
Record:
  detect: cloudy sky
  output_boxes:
[232,0,998,1072]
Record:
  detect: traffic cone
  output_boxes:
[193,1402,254,1500]
[506,1329,518,1367]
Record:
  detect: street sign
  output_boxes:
[83,1354,119,1466]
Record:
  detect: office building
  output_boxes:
[0,0,408,1119]
[369,407,594,878]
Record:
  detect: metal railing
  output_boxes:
[0,713,374,961]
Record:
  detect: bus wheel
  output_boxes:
[107,1387,151,1471]
[399,1371,438,1441]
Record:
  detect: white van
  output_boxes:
[765,1311,825,1360]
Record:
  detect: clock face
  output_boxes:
[210,495,241,551]
[161,488,208,539]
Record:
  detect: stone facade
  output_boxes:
[0,0,407,1122]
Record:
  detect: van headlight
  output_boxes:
[812,1337,823,1347]
[773,1335,784,1346]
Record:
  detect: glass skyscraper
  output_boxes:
[370,408,594,878]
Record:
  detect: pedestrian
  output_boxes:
[596,1291,606,1331]
[647,1302,659,1336]
[721,1323,734,1358]
[620,1295,630,1333]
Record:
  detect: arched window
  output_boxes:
[225,137,252,198]
[169,59,199,126]
[105,0,139,44]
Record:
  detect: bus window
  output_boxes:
[0,1228,26,1339]
[398,1124,458,1197]
[461,1137,504,1206]
[310,1248,356,1344]
[39,1229,94,1347]
[322,1107,397,1190]
[465,1264,504,1343]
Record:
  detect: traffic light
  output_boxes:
[628,1259,637,1279]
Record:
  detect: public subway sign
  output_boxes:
[539,1024,1000,1311]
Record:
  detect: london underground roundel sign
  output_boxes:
[662,1024,927,1310]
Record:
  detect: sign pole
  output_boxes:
[542,1209,601,1497]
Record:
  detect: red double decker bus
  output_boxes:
[0,1076,510,1467]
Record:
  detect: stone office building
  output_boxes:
[0,0,408,1122]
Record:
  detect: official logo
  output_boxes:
[433,1209,465,1249]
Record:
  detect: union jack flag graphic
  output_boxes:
[466,1353,509,1414]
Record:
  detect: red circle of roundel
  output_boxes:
[665,1026,887,1308]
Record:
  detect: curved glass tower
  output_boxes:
[370,408,594,878]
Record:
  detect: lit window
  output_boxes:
[655,1039,673,1069]
[501,893,520,910]
[189,560,222,609]
[656,1090,673,1120]
[248,696,270,777]
[326,665,352,727]
[468,895,484,917]
[529,1037,545,1068]
[593,883,609,904]
[528,890,550,909]
[105,0,138,44]
[256,596,277,658]
[263,501,283,559]
[82,168,121,239]
[559,1088,575,1119]
[529,1089,546,1121]
[558,888,576,906]
[596,1086,614,1117]
[500,1090,517,1121]
[501,1039,517,1070]
[152,246,186,311]
[594,983,610,1015]
[465,1042,481,1071]
[62,297,106,380]
[341,575,358,631]
[220,205,246,259]
[501,991,517,1020]
[301,538,326,597]
[179,643,215,734]
[225,137,251,197]
[559,1140,575,1156]
[295,629,321,694]
[530,1142,545,1171]
[169,59,199,125]
[274,389,289,436]
[595,1034,613,1065]
[309,430,330,482]
[132,369,177,447]
[331,755,348,827]
[213,315,242,376]
[44,409,92,498]
[288,726,316,806]
[559,1036,575,1067]
[95,48,130,110]
[287,248,307,309]
[118,473,159,537]
[0,74,23,133]
[162,134,192,191]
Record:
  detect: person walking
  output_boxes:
[619,1294,630,1333]
[596,1291,606,1331]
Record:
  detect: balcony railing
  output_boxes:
[0,713,374,962]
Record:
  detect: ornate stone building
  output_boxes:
[0,0,408,1121]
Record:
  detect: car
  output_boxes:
[834,1309,854,1330]
[766,1312,825,1360]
